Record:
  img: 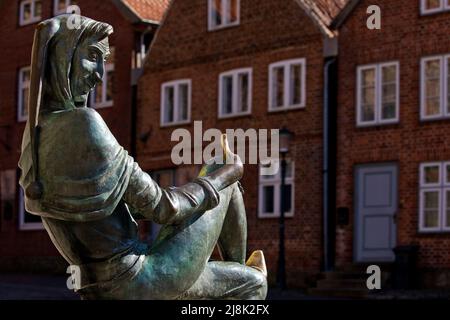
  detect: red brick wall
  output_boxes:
[337,0,450,271]
[0,0,135,267]
[138,0,326,287]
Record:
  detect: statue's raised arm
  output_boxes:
[18,15,267,300]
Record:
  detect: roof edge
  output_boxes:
[294,0,337,38]
[330,0,361,30]
[111,0,160,25]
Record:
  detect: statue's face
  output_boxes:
[70,37,110,101]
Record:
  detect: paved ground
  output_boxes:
[0,273,320,300]
[0,273,449,300]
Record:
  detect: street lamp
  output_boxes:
[277,127,294,290]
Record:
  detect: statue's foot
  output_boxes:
[246,250,267,277]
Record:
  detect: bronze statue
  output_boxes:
[18,15,267,300]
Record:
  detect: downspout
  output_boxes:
[323,57,337,272]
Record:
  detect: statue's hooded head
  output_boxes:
[42,14,113,110]
[20,15,113,200]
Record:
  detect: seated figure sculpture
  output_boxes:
[18,15,267,300]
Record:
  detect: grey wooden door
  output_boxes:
[355,164,397,262]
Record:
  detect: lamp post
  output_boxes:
[277,127,294,290]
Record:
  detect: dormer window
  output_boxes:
[208,0,240,31]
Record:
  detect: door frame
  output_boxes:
[353,162,399,263]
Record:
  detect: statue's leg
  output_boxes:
[217,183,247,264]
[126,183,247,299]
[178,261,267,300]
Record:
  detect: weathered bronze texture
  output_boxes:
[18,15,267,300]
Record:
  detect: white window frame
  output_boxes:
[18,189,44,231]
[17,66,30,123]
[420,55,450,120]
[218,68,252,119]
[208,0,240,31]
[356,61,400,127]
[258,160,295,219]
[419,162,450,233]
[19,0,42,26]
[90,61,114,109]
[420,0,450,15]
[268,58,306,112]
[160,79,192,127]
[53,0,72,16]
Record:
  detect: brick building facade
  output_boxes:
[335,0,450,287]
[136,0,347,287]
[0,0,168,273]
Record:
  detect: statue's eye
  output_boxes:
[89,52,98,61]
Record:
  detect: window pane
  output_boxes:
[360,68,375,122]
[382,84,396,120]
[290,64,302,106]
[425,98,441,116]
[424,165,440,184]
[178,84,188,121]
[164,86,174,123]
[362,87,375,122]
[447,59,450,114]
[21,88,29,118]
[282,184,292,213]
[222,76,233,114]
[35,0,42,17]
[424,191,439,208]
[238,73,249,113]
[426,59,441,78]
[424,210,439,228]
[229,0,238,23]
[423,191,439,228]
[23,3,31,20]
[212,0,222,26]
[447,164,450,184]
[362,68,375,87]
[106,70,114,102]
[447,190,450,228]
[272,67,284,108]
[424,0,442,10]
[426,78,440,98]
[382,65,396,83]
[262,185,275,214]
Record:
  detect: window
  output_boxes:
[258,160,294,218]
[419,162,450,232]
[17,66,30,122]
[161,80,191,126]
[90,47,115,109]
[19,0,42,26]
[218,68,252,118]
[420,55,450,120]
[420,0,450,15]
[357,62,399,126]
[19,189,43,231]
[54,0,75,16]
[269,59,306,112]
[208,0,240,30]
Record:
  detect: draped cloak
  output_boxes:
[18,15,134,222]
